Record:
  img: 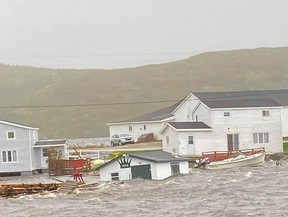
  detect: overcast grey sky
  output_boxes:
[0,0,287,69]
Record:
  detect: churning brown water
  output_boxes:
[1,161,288,217]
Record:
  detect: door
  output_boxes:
[131,164,152,179]
[227,134,239,151]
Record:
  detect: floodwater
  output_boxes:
[1,161,288,217]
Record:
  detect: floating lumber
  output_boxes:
[0,183,60,198]
[58,180,78,194]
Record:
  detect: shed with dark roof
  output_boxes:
[98,150,189,181]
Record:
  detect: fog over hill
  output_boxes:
[0,47,288,139]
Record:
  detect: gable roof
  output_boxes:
[98,150,188,170]
[201,98,280,109]
[160,121,212,134]
[128,150,188,163]
[108,89,288,125]
[107,98,185,124]
[0,120,39,130]
[194,89,288,108]
[168,122,212,130]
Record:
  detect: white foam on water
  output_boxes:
[245,171,253,178]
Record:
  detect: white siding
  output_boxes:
[281,107,288,137]
[210,108,283,153]
[178,131,213,155]
[100,157,157,181]
[100,156,189,181]
[193,104,212,126]
[162,127,178,154]
[109,122,164,141]
[0,124,39,174]
[173,94,201,121]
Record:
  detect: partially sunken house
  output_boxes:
[98,150,189,181]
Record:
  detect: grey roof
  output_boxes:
[98,150,188,169]
[117,98,185,123]
[168,122,212,130]
[129,150,188,163]
[34,140,67,146]
[201,98,280,108]
[111,89,288,124]
[194,89,288,108]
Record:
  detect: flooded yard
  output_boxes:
[1,161,288,217]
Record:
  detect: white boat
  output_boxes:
[204,151,266,170]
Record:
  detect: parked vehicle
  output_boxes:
[110,133,135,146]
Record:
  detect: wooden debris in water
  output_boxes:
[58,180,79,194]
[0,183,60,198]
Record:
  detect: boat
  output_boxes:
[194,147,266,170]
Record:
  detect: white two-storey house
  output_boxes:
[107,89,288,154]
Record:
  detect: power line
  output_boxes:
[0,89,287,109]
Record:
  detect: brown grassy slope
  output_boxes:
[0,47,288,139]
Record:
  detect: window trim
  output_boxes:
[111,172,119,181]
[188,136,194,145]
[43,148,48,157]
[262,110,270,117]
[224,112,230,117]
[253,132,269,144]
[2,150,18,163]
[129,126,132,132]
[6,131,16,140]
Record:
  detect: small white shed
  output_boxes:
[98,150,189,181]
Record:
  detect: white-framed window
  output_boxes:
[43,148,48,157]
[7,131,15,139]
[166,136,169,144]
[262,110,270,117]
[143,125,146,130]
[188,136,194,145]
[2,150,17,163]
[224,112,230,117]
[253,132,269,143]
[111,172,119,181]
[129,126,132,132]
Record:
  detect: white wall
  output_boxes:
[281,107,288,137]
[162,127,179,154]
[210,107,283,153]
[100,156,189,181]
[100,157,157,181]
[173,94,201,121]
[178,131,213,156]
[109,122,165,141]
[0,124,38,174]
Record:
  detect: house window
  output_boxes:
[171,162,180,175]
[143,125,146,130]
[2,150,17,163]
[262,110,270,116]
[253,133,269,143]
[43,148,48,157]
[111,172,119,181]
[129,126,132,132]
[224,112,230,117]
[7,131,15,139]
[188,136,194,145]
[166,136,169,144]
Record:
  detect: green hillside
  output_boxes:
[0,47,288,139]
